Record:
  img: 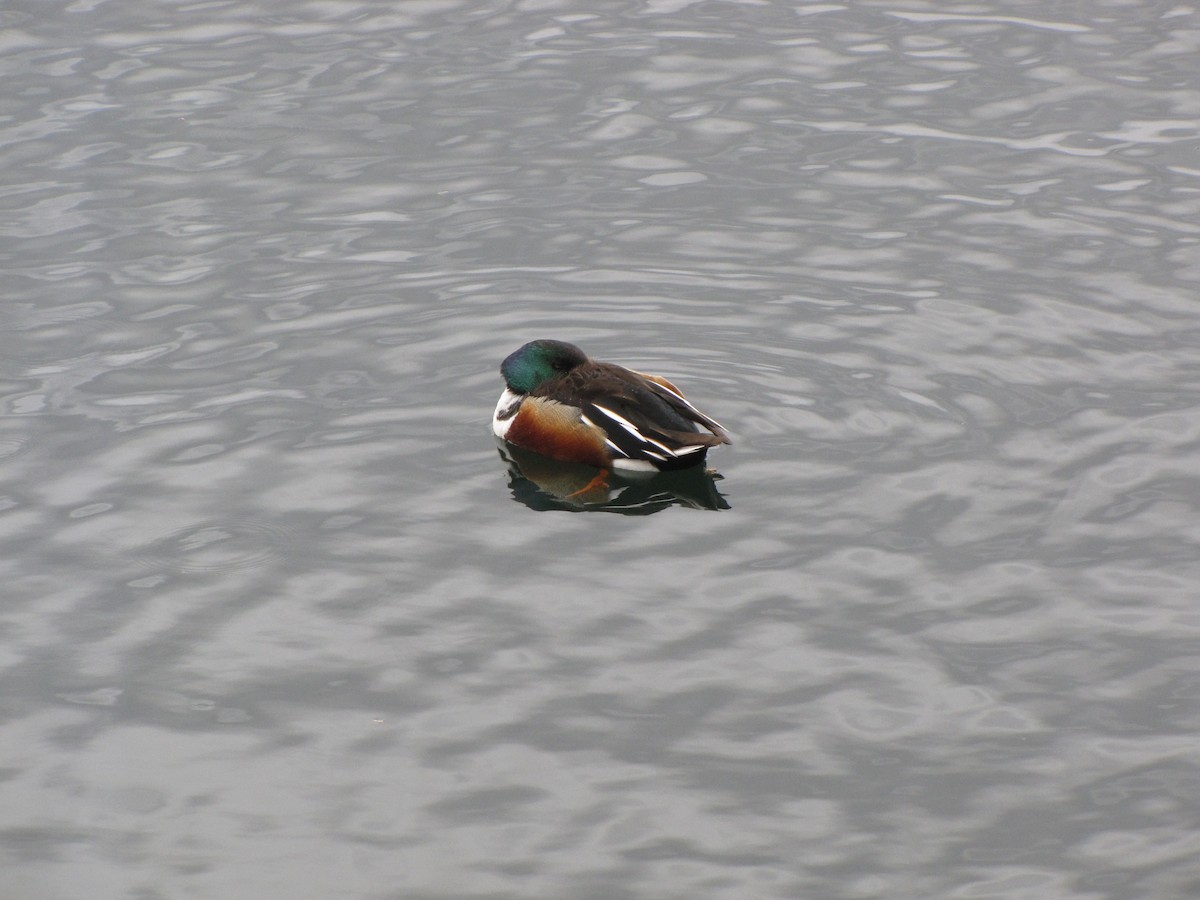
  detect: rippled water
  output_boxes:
[4,1,1200,897]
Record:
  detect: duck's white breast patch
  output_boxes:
[492,389,522,439]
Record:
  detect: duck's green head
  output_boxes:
[500,340,589,394]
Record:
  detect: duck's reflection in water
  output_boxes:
[498,443,730,514]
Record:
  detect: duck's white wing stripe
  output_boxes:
[590,403,678,456]
[582,413,638,459]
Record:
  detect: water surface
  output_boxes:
[3,1,1200,897]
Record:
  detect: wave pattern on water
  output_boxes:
[2,1,1200,898]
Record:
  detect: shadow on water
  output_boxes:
[497,444,730,514]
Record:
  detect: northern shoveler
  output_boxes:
[493,339,730,473]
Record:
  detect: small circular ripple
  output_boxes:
[135,521,294,574]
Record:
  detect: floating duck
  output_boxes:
[493,339,730,475]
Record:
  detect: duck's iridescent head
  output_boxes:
[500,340,589,394]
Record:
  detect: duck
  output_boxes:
[493,339,730,474]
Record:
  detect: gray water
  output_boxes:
[3,1,1200,898]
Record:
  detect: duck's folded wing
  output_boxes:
[581,381,728,464]
[639,375,730,443]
